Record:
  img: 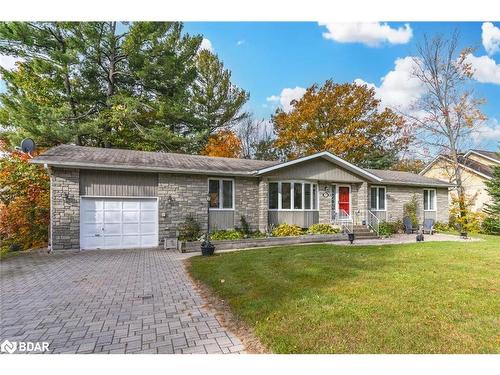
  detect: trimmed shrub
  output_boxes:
[178,216,202,241]
[271,223,303,237]
[210,230,244,241]
[379,221,395,237]
[307,223,340,235]
[434,221,451,232]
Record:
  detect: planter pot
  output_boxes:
[348,233,355,244]
[460,232,468,239]
[201,241,215,256]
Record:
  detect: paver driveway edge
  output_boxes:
[0,248,245,354]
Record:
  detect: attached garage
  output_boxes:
[80,197,158,250]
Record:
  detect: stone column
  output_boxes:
[258,178,269,233]
[358,181,368,224]
[318,182,332,224]
[50,167,80,250]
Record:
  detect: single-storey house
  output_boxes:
[420,149,499,212]
[31,144,452,251]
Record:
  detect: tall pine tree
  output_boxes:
[0,22,248,152]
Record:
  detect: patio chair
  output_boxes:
[422,219,435,235]
[403,216,418,234]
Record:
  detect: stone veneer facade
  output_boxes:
[49,166,449,250]
[50,168,80,250]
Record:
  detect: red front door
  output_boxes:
[338,186,350,215]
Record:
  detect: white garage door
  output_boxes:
[80,197,158,250]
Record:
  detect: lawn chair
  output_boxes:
[403,216,418,234]
[422,219,435,235]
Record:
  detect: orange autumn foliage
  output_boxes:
[202,129,242,158]
[0,145,49,250]
[272,80,409,165]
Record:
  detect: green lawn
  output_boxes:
[188,235,500,353]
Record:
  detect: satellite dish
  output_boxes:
[20,138,36,154]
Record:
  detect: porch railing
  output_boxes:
[367,210,380,237]
[333,209,353,234]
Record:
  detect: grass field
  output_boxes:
[188,235,500,353]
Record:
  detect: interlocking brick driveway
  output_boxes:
[0,249,244,354]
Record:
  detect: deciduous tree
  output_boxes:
[202,129,242,158]
[272,79,408,168]
[407,32,486,225]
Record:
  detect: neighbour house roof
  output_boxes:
[31,144,452,187]
[420,153,495,180]
[464,149,500,164]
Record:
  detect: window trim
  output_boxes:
[370,185,387,212]
[423,188,437,212]
[208,178,235,211]
[268,180,319,211]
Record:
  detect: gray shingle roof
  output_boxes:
[366,168,452,187]
[31,144,279,176]
[31,144,452,186]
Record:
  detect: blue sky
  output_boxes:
[182,22,500,150]
[1,22,499,150]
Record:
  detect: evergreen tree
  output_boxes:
[191,49,249,151]
[0,22,247,153]
[484,154,500,218]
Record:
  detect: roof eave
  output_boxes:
[381,180,455,188]
[29,159,257,177]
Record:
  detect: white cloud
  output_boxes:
[464,53,500,84]
[472,118,500,145]
[199,38,213,53]
[0,54,22,78]
[236,40,245,46]
[266,86,306,113]
[318,22,412,47]
[355,56,425,111]
[481,22,500,55]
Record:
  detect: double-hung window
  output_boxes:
[423,189,436,211]
[268,181,318,210]
[208,179,234,210]
[370,186,386,211]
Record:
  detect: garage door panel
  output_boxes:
[82,236,104,248]
[82,211,103,223]
[141,200,156,210]
[122,223,139,234]
[82,223,102,236]
[104,210,121,223]
[140,210,156,222]
[123,201,140,210]
[80,197,158,250]
[123,211,139,223]
[140,223,156,234]
[104,200,121,210]
[104,236,121,247]
[104,223,122,235]
[81,199,103,211]
[122,235,141,247]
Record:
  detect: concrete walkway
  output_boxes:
[0,248,244,354]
